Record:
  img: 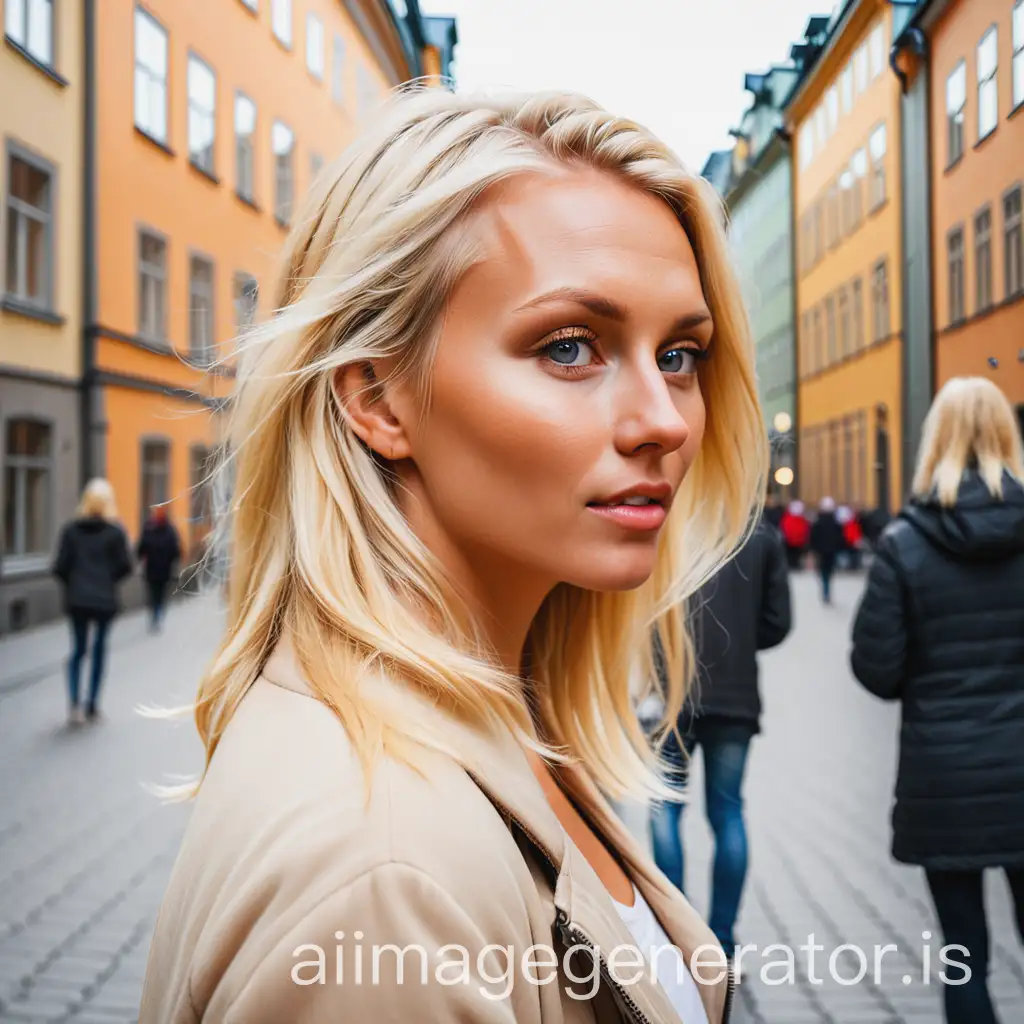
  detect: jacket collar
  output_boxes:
[261,638,730,1023]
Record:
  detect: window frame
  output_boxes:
[271,0,292,48]
[871,258,890,342]
[851,276,864,352]
[137,226,168,344]
[133,5,169,145]
[188,252,216,365]
[234,90,257,203]
[4,0,56,70]
[187,51,217,176]
[272,119,294,226]
[139,436,172,531]
[947,224,965,325]
[974,203,993,312]
[946,60,966,166]
[2,415,54,574]
[868,122,887,211]
[233,271,259,334]
[976,25,999,141]
[306,12,325,80]
[1014,0,1024,110]
[331,33,345,106]
[1003,184,1022,300]
[4,140,57,313]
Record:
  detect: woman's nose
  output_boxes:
[613,373,691,456]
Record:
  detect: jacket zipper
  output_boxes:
[496,802,735,1024]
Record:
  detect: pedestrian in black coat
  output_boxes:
[809,497,844,605]
[52,479,132,724]
[850,377,1024,1024]
[136,507,182,632]
[649,519,792,955]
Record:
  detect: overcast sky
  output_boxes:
[418,0,834,171]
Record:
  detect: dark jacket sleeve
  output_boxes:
[52,526,73,582]
[757,527,792,650]
[850,531,907,700]
[113,527,133,582]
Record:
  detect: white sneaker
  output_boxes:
[69,706,86,726]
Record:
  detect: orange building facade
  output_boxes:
[926,0,1024,413]
[789,1,906,514]
[85,0,423,569]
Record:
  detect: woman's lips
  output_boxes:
[586,503,667,531]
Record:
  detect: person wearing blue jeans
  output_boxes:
[649,518,792,958]
[650,716,756,954]
[69,612,113,719]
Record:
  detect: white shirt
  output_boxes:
[612,884,710,1024]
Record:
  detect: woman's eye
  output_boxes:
[545,338,595,367]
[658,348,699,374]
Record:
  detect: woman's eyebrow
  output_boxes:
[513,287,713,334]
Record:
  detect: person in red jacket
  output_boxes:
[779,500,810,569]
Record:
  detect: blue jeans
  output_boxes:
[68,612,112,713]
[649,716,755,953]
[818,554,836,603]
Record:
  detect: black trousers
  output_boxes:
[925,867,1024,1024]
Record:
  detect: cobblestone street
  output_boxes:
[1,573,1022,1023]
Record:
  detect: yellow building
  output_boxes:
[788,2,905,515]
[0,0,85,631]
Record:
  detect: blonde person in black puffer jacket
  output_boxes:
[851,377,1024,1024]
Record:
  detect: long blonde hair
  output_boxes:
[912,377,1024,508]
[77,478,118,521]
[197,87,766,800]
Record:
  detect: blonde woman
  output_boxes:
[851,378,1024,1024]
[52,479,132,724]
[141,88,766,1023]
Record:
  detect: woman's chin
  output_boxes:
[563,546,659,593]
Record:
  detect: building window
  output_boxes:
[799,123,813,171]
[826,87,839,135]
[357,64,377,120]
[1006,186,1023,299]
[851,149,866,227]
[272,0,292,47]
[189,256,215,363]
[812,306,824,373]
[5,0,54,67]
[869,22,886,80]
[4,150,53,310]
[3,418,52,569]
[187,55,217,174]
[134,7,168,144]
[235,92,256,202]
[825,293,837,365]
[977,27,999,140]
[332,34,346,105]
[272,120,294,225]
[138,230,167,343]
[871,259,890,342]
[869,123,887,210]
[948,226,965,324]
[852,276,864,351]
[189,444,215,530]
[140,439,171,527]
[975,205,993,311]
[839,170,855,237]
[306,13,325,80]
[309,152,325,186]
[826,182,840,250]
[800,311,812,379]
[946,61,966,165]
[1015,1,1024,109]
[854,43,869,94]
[813,201,824,266]
[234,273,258,332]
[841,62,854,113]
[838,285,851,358]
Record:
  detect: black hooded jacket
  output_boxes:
[850,471,1024,869]
[53,517,133,616]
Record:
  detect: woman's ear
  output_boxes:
[333,362,412,461]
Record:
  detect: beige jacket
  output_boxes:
[140,640,734,1023]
